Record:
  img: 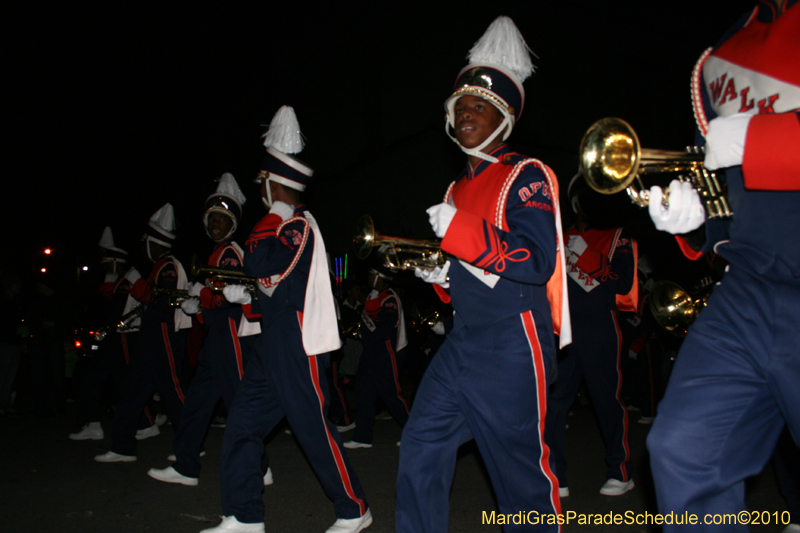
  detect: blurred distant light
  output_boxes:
[82,266,89,271]
[75,340,82,349]
[44,248,52,255]
[40,267,47,273]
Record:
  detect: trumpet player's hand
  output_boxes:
[415,260,450,289]
[187,282,205,298]
[704,113,752,170]
[223,284,252,305]
[181,297,201,315]
[432,321,446,336]
[648,180,705,234]
[427,203,457,239]
[269,201,294,222]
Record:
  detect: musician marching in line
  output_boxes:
[95,203,192,463]
[147,173,272,487]
[201,106,371,533]
[69,227,159,441]
[397,16,570,532]
[643,0,800,530]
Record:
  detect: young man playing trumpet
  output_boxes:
[147,173,271,487]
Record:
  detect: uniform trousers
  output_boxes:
[220,313,368,524]
[396,310,561,533]
[546,309,632,487]
[327,357,353,427]
[110,322,187,456]
[352,344,409,444]
[647,263,800,532]
[173,321,268,479]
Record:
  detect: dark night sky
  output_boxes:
[7,1,756,286]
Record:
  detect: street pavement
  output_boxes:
[0,395,791,532]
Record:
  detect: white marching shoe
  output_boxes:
[69,422,103,440]
[342,441,372,449]
[199,515,265,533]
[600,478,634,496]
[135,424,160,440]
[263,467,273,486]
[147,466,198,486]
[325,508,373,533]
[94,451,137,463]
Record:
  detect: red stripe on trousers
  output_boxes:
[228,318,244,380]
[306,355,366,516]
[161,323,186,402]
[521,311,563,525]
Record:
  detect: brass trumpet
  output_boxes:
[94,303,144,342]
[190,255,259,297]
[648,280,710,337]
[353,215,446,272]
[580,117,732,219]
[150,286,190,307]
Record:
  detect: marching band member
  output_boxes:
[202,107,371,533]
[645,0,800,529]
[70,227,156,440]
[95,203,192,462]
[397,17,570,532]
[545,177,637,498]
[148,173,271,487]
[344,260,409,449]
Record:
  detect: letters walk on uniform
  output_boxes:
[643,1,800,530]
[95,203,192,462]
[203,106,371,533]
[397,17,571,533]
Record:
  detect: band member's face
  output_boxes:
[453,95,504,150]
[207,212,233,242]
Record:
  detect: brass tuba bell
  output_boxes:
[579,117,732,219]
[353,215,446,272]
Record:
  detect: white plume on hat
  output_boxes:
[262,106,305,155]
[99,226,116,250]
[98,226,128,259]
[467,16,536,83]
[148,203,176,245]
[215,172,246,206]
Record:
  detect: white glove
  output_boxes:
[187,281,205,297]
[567,235,588,256]
[648,180,705,234]
[415,260,450,289]
[223,284,252,305]
[628,349,638,360]
[104,272,118,283]
[269,201,294,222]
[426,203,457,239]
[181,298,201,315]
[704,114,752,170]
[124,267,141,284]
[432,321,446,336]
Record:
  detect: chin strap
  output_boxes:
[261,177,274,209]
[445,114,511,164]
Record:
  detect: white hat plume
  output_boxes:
[262,105,305,155]
[468,16,536,83]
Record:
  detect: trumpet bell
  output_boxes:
[353,215,377,260]
[352,215,445,272]
[648,280,697,337]
[580,117,641,196]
